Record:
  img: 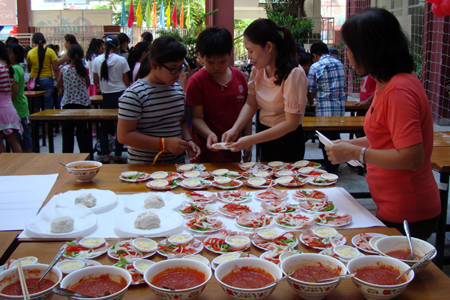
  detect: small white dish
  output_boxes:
[279,251,302,262]
[214,176,232,184]
[252,171,270,177]
[132,238,158,252]
[150,171,169,179]
[8,256,38,269]
[225,236,251,249]
[121,171,138,178]
[333,245,361,260]
[182,178,201,187]
[55,259,85,274]
[182,255,210,267]
[184,171,200,178]
[240,162,256,169]
[179,164,195,171]
[79,237,106,249]
[369,236,383,251]
[149,179,169,188]
[321,173,339,181]
[257,229,283,240]
[212,252,241,267]
[247,177,266,186]
[212,169,229,176]
[168,233,194,245]
[313,226,338,238]
[276,176,294,184]
[268,161,284,168]
[133,259,156,275]
[277,170,294,177]
[298,167,314,174]
[293,160,309,168]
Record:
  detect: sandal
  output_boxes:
[101,157,109,164]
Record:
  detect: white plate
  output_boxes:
[54,189,117,213]
[179,203,219,218]
[308,176,338,186]
[251,232,298,251]
[149,171,181,180]
[254,190,289,202]
[176,164,206,172]
[184,218,226,234]
[113,262,145,285]
[314,213,352,227]
[183,191,217,204]
[299,233,346,250]
[204,236,251,254]
[319,248,364,265]
[218,203,252,218]
[217,191,252,203]
[123,192,182,212]
[244,179,277,189]
[234,217,274,231]
[157,239,204,257]
[211,179,243,190]
[179,179,212,190]
[351,233,387,254]
[25,205,98,238]
[211,142,235,150]
[80,259,102,267]
[274,214,313,230]
[239,163,270,171]
[299,200,336,213]
[108,240,156,261]
[119,173,152,183]
[62,240,109,259]
[275,176,308,187]
[115,210,183,237]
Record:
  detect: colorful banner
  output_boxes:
[128,0,135,27]
[121,0,126,27]
[180,3,184,29]
[145,0,151,27]
[136,0,142,27]
[151,0,157,27]
[172,3,177,28]
[165,2,170,28]
[0,0,16,25]
[159,1,164,28]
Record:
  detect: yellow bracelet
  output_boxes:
[152,137,167,166]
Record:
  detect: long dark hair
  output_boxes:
[341,8,414,82]
[136,35,186,80]
[64,34,78,46]
[100,36,120,81]
[32,33,47,77]
[86,38,104,61]
[68,45,86,79]
[127,41,149,81]
[117,33,130,55]
[8,43,25,64]
[0,41,14,78]
[244,19,297,86]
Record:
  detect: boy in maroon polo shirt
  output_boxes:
[186,27,251,163]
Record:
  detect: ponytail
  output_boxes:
[0,41,14,78]
[244,19,297,86]
[135,55,150,79]
[32,33,47,79]
[127,41,149,82]
[86,38,104,61]
[101,36,120,82]
[68,45,86,79]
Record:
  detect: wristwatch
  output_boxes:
[360,147,367,164]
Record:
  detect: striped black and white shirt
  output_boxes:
[119,79,186,164]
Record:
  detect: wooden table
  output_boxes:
[434,131,450,147]
[431,146,450,268]
[306,101,370,116]
[24,90,46,114]
[28,109,118,153]
[90,95,103,109]
[0,153,89,264]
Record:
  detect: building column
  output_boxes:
[17,0,32,46]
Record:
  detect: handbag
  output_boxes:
[26,46,48,91]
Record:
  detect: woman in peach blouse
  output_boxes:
[223,19,307,161]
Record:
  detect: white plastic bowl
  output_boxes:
[333,245,361,260]
[8,256,38,269]
[212,169,229,176]
[182,255,210,267]
[79,237,106,249]
[132,238,158,252]
[144,258,211,300]
[215,257,283,299]
[56,259,85,274]
[168,234,194,245]
[313,226,338,238]
[60,265,132,300]
[225,236,250,249]
[151,171,169,179]
[247,177,266,186]
[65,161,102,182]
[268,161,284,168]
[375,236,436,273]
[0,264,62,300]
[280,253,347,300]
[257,229,283,240]
[347,255,414,300]
[214,176,232,184]
[133,259,156,275]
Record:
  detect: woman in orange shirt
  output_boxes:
[325,8,440,239]
[222,19,307,162]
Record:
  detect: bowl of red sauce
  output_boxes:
[144,258,211,300]
[375,236,436,273]
[60,265,132,300]
[0,263,62,300]
[215,257,283,299]
[280,253,346,300]
[65,161,102,183]
[347,255,414,300]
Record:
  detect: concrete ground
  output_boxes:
[34,126,450,276]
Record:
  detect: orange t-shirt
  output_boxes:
[364,73,440,223]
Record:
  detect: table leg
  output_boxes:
[48,121,54,153]
[31,120,40,153]
[88,122,93,159]
[434,172,449,269]
[41,97,46,147]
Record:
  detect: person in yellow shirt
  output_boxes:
[26,33,59,112]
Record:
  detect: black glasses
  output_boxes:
[161,63,186,75]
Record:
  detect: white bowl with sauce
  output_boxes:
[79,237,106,249]
[182,255,210,267]
[149,179,169,188]
[182,178,201,187]
[247,177,266,187]
[225,236,250,249]
[56,260,86,274]
[184,171,200,178]
[214,176,232,184]
[252,171,270,178]
[215,258,283,299]
[281,253,347,300]
[132,238,158,252]
[294,160,309,168]
[212,253,241,267]
[298,167,314,175]
[8,256,38,269]
[333,245,361,260]
[133,259,156,275]
[144,259,211,300]
[179,164,195,171]
[212,169,229,176]
[168,234,194,245]
[313,226,338,238]
[276,176,294,185]
[268,161,284,168]
[65,161,102,182]
[321,173,339,182]
[150,171,169,179]
[257,229,283,240]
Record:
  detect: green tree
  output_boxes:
[264,0,313,45]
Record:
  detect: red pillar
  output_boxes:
[17,0,32,46]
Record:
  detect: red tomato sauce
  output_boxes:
[69,274,126,297]
[72,165,98,169]
[151,267,206,289]
[291,265,337,282]
[1,278,55,295]
[221,266,274,289]
[356,267,405,285]
[385,250,422,260]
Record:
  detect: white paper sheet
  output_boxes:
[19,187,384,239]
[0,174,58,231]
[315,130,364,168]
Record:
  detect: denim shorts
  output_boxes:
[15,117,32,150]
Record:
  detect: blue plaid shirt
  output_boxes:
[308,54,346,116]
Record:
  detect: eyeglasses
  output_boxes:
[161,63,186,75]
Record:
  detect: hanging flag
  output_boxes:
[159,1,165,28]
[165,2,171,28]
[180,3,184,29]
[136,0,143,27]
[151,0,157,27]
[121,0,126,27]
[172,3,177,28]
[186,1,191,29]
[145,0,151,27]
[128,0,135,28]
